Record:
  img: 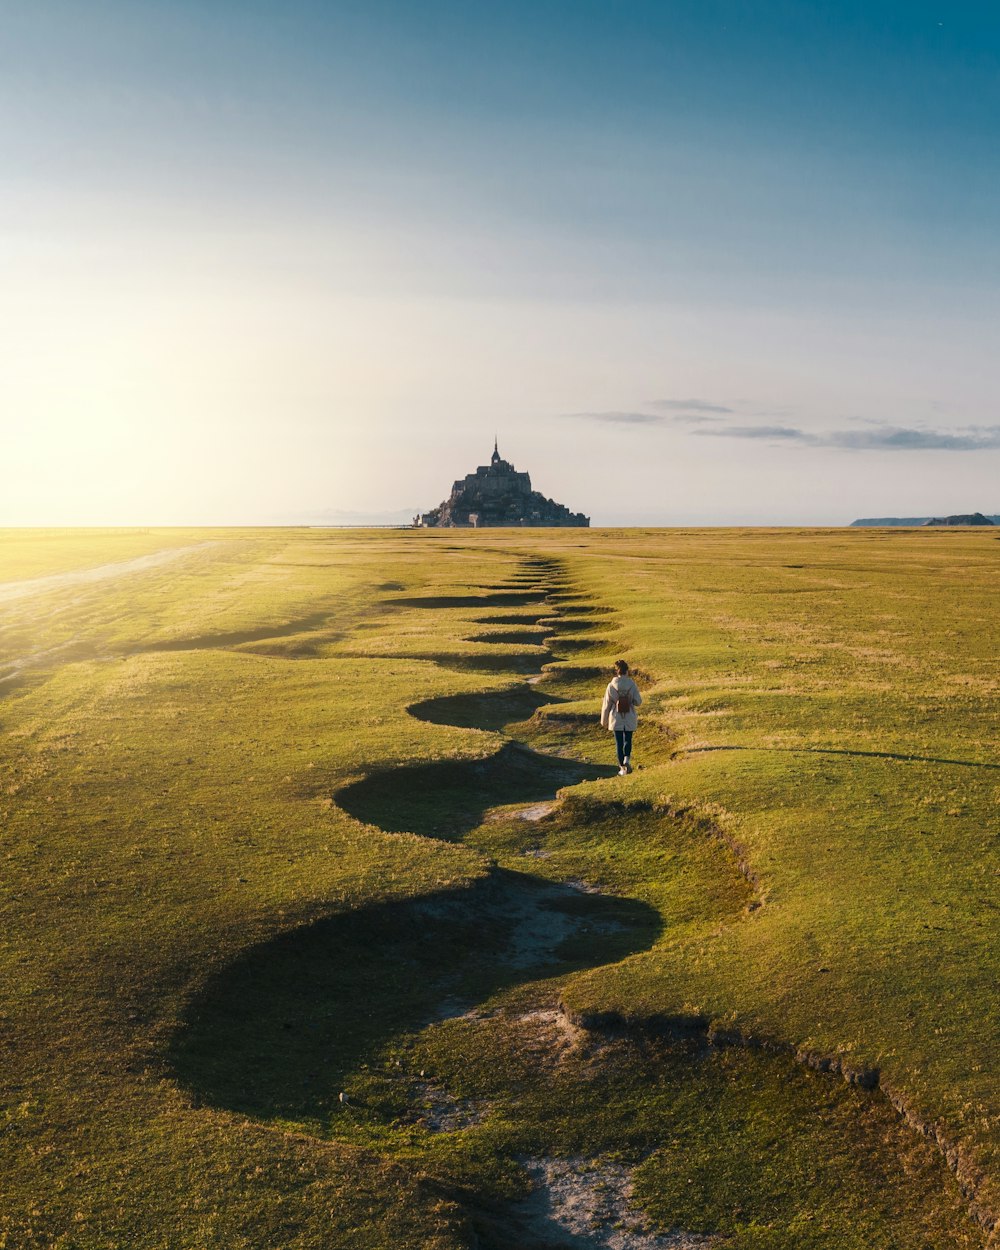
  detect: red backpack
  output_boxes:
[615,683,632,715]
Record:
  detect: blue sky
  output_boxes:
[3,1,999,523]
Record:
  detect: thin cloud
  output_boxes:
[695,420,1000,450]
[563,398,735,426]
[562,410,665,425]
[648,398,734,414]
[696,424,816,442]
[827,426,1000,450]
[563,406,1000,450]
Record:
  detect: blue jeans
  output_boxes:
[614,729,633,766]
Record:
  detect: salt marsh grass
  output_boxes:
[0,526,995,1247]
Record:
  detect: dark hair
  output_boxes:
[614,659,629,675]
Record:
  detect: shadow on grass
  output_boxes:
[409,687,561,733]
[337,743,615,841]
[546,636,604,657]
[543,594,613,608]
[133,611,334,654]
[414,651,550,675]
[464,631,550,647]
[170,870,660,1127]
[543,615,611,633]
[384,593,547,609]
[685,744,1000,771]
[546,664,607,683]
[334,650,551,675]
[474,614,551,626]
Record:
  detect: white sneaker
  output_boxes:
[624,757,633,774]
[617,765,627,776]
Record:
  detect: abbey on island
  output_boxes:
[415,440,590,528]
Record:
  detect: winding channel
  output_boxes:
[172,557,985,1248]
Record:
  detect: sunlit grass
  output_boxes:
[0,526,996,1247]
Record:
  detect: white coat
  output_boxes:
[600,674,642,732]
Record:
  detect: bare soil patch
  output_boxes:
[511,1157,718,1249]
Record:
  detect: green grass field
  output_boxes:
[1,526,997,1248]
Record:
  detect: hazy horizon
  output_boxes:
[5,2,999,527]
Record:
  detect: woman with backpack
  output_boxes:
[600,659,642,775]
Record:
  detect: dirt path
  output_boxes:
[0,543,215,606]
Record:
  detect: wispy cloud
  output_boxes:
[562,399,732,426]
[562,404,1000,451]
[826,425,1000,450]
[562,410,666,425]
[696,421,1000,450]
[662,412,727,425]
[696,424,816,442]
[649,398,734,414]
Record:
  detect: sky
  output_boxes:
[3,0,1000,525]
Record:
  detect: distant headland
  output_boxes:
[415,440,590,528]
[851,513,998,527]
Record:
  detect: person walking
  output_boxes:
[600,659,642,775]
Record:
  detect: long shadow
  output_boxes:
[551,665,608,682]
[170,870,661,1126]
[133,611,334,654]
[336,742,615,841]
[420,651,550,675]
[335,650,550,675]
[409,687,561,733]
[533,664,611,703]
[384,593,547,609]
[546,636,604,656]
[475,614,551,626]
[464,631,550,647]
[685,744,1000,771]
[543,615,611,633]
[542,635,605,665]
[543,594,613,609]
